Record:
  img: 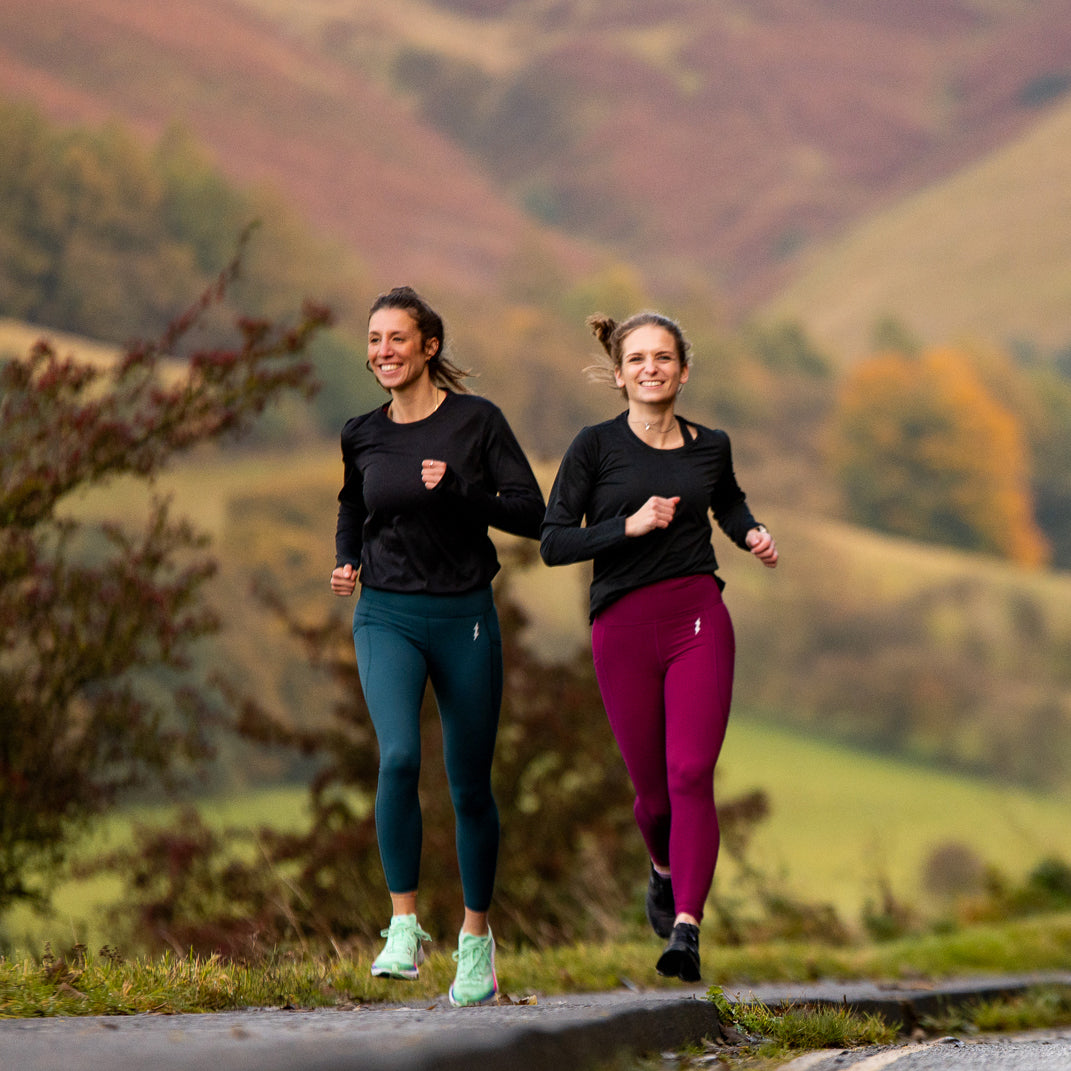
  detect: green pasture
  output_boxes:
[716,717,1071,923]
[6,718,1070,956]
[0,785,317,955]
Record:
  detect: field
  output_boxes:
[0,783,315,955]
[717,718,1071,919]
[3,428,1068,957]
[5,716,1071,956]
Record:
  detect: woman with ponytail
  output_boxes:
[331,286,545,1005]
[540,311,778,982]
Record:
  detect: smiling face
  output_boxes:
[613,323,689,405]
[367,307,439,393]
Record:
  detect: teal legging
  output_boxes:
[353,585,503,912]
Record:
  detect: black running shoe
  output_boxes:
[656,921,701,982]
[645,864,675,939]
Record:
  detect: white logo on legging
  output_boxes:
[473,622,480,641]
[694,617,701,635]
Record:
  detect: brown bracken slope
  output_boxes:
[0,0,596,295]
[4,0,1071,313]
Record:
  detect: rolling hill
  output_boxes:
[763,93,1071,361]
[5,1,1071,951]
[228,0,1071,311]
[0,0,598,298]
[4,0,1071,339]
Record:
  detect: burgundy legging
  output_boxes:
[591,574,734,922]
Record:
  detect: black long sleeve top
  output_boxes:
[335,392,545,594]
[540,412,759,620]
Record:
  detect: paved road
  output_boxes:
[774,1030,1071,1069]
[2,972,1070,1071]
[0,986,717,1071]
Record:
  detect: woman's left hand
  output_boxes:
[746,526,779,568]
[422,458,447,489]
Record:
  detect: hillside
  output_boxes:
[233,0,1071,309]
[763,94,1071,361]
[10,0,1071,556]
[0,0,597,298]
[0,317,119,366]
[4,0,1071,327]
[6,0,1071,954]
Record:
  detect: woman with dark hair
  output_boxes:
[331,286,545,1006]
[540,311,778,982]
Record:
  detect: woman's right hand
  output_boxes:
[625,495,680,537]
[331,562,358,596]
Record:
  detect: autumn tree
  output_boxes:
[831,346,1049,566]
[0,99,370,439]
[0,99,358,345]
[0,249,330,916]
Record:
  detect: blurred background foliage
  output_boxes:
[5,98,1070,567]
[3,10,1071,955]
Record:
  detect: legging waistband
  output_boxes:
[357,584,494,619]
[596,574,722,627]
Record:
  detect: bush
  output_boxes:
[0,243,328,917]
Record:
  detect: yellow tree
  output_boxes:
[832,346,1049,567]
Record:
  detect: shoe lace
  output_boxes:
[380,919,431,954]
[452,935,492,978]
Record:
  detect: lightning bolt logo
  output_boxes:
[694,617,702,635]
[473,622,480,642]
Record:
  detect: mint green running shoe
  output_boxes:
[370,914,431,980]
[448,928,498,1007]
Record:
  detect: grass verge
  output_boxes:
[650,984,1071,1071]
[4,912,1071,1019]
[711,991,896,1066]
[921,984,1071,1036]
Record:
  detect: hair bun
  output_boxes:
[586,313,617,355]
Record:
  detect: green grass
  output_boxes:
[5,914,1071,1019]
[7,719,1071,957]
[716,993,896,1054]
[716,717,1071,925]
[648,983,1071,1071]
[924,985,1071,1035]
[0,785,316,955]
